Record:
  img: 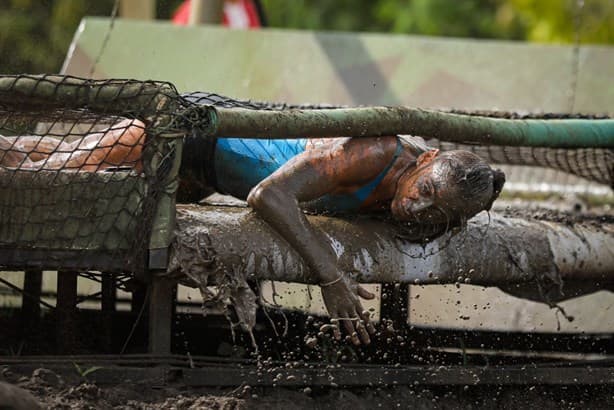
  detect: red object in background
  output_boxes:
[172,0,262,28]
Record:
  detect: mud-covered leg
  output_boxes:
[0,135,28,166]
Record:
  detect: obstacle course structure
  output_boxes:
[0,74,612,361]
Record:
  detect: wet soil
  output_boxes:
[2,367,613,410]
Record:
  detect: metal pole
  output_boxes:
[209,106,614,148]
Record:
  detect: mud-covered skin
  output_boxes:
[247,137,504,345]
[0,119,145,172]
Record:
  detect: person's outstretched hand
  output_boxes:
[320,274,376,345]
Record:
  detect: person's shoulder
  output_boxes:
[398,135,430,155]
[305,137,347,150]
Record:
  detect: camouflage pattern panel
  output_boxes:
[62,18,613,115]
[576,46,614,115]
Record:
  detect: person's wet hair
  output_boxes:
[393,149,505,244]
[431,150,504,218]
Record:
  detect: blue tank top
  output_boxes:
[214,138,402,213]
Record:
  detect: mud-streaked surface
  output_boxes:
[170,203,614,286]
[165,203,614,333]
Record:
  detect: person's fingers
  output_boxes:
[357,285,375,300]
[350,299,371,343]
[330,319,341,340]
[362,310,376,334]
[355,314,371,345]
[341,315,360,345]
[350,330,360,345]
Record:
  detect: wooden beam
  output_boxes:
[21,270,42,332]
[148,276,176,355]
[56,270,78,353]
[101,273,117,352]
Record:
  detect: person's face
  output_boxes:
[391,149,447,223]
[390,150,495,224]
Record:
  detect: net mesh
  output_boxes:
[0,74,184,273]
[0,75,611,274]
[428,111,613,188]
[180,91,341,110]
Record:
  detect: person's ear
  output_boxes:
[416,149,439,167]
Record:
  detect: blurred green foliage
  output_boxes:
[262,0,613,43]
[0,0,113,73]
[508,0,614,43]
[0,0,612,74]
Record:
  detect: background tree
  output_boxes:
[262,0,613,42]
[507,0,614,43]
[0,0,612,74]
[0,0,114,73]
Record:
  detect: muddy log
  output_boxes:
[169,205,614,302]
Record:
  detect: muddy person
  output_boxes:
[0,116,505,345]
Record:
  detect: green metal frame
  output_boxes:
[207,106,614,148]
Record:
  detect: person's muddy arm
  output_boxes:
[247,137,397,344]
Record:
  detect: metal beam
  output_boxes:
[210,106,614,148]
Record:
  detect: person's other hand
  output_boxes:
[320,275,376,345]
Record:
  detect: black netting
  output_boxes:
[181,91,340,110]
[430,110,613,187]
[427,140,613,187]
[0,74,184,273]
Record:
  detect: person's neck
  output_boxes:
[360,145,418,209]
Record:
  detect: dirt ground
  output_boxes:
[1,366,613,410]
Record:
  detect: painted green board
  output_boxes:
[63,18,613,114]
